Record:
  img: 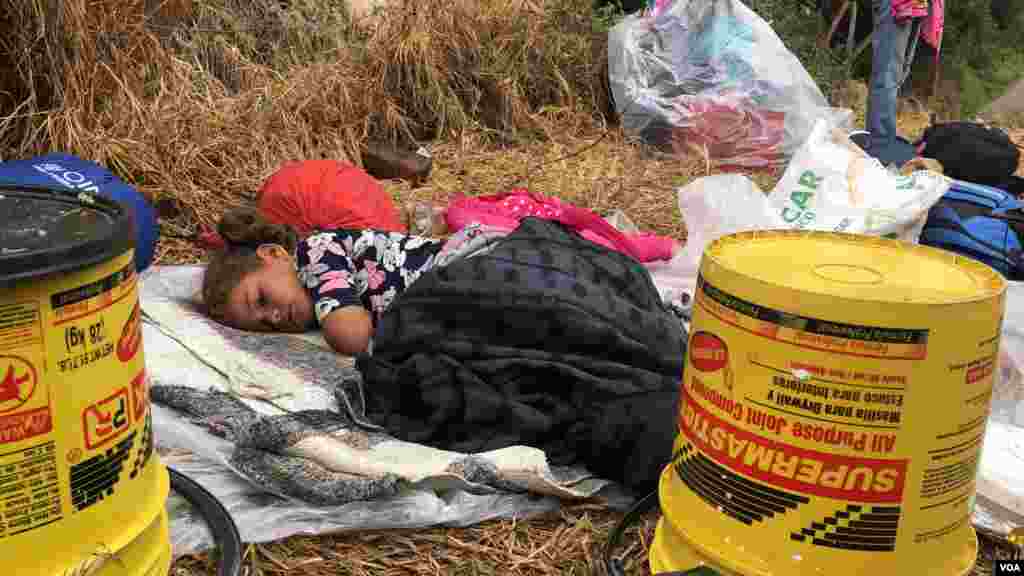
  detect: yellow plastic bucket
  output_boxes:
[651,230,1007,576]
[0,186,170,576]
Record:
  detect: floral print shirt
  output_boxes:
[296,229,443,326]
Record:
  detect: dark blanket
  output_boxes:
[357,218,686,496]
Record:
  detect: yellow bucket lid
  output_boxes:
[705,230,1006,305]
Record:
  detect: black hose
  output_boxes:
[601,489,700,576]
[168,466,243,576]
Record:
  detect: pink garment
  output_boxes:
[891,0,927,21]
[920,0,944,54]
[893,0,944,55]
[670,92,787,169]
[445,190,677,262]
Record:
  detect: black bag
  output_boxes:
[1005,175,1024,197]
[917,122,1021,188]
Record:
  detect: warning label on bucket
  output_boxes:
[82,389,130,450]
[697,276,929,360]
[0,303,41,353]
[0,356,49,445]
[70,432,135,513]
[0,441,62,539]
[50,262,135,327]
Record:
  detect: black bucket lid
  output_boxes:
[0,185,135,283]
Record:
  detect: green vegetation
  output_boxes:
[743,0,850,102]
[943,0,1024,116]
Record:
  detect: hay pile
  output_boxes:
[0,0,614,263]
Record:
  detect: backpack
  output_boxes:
[916,122,1021,188]
[918,179,1024,279]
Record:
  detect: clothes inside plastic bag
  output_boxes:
[607,0,842,168]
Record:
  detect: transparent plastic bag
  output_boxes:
[608,0,839,168]
[973,282,1024,539]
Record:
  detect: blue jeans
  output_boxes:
[866,0,916,150]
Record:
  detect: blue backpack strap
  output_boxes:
[991,199,1024,220]
[921,179,1024,277]
[944,179,1019,209]
[921,206,1022,277]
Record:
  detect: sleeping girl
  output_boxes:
[201,207,447,356]
[198,161,681,357]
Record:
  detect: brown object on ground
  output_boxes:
[362,142,434,187]
[901,156,944,176]
[1012,129,1024,175]
[897,95,929,117]
[930,77,963,122]
[986,79,1024,120]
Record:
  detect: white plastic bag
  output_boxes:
[644,173,778,302]
[607,0,842,168]
[766,118,951,242]
[644,124,950,304]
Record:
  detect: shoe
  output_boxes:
[847,131,916,168]
[361,142,433,187]
[849,131,871,151]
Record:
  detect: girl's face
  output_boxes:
[223,245,315,333]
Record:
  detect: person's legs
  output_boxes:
[866,0,913,150]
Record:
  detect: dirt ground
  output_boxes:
[987,80,1024,121]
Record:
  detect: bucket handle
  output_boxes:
[602,490,714,576]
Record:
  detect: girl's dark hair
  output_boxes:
[201,207,298,320]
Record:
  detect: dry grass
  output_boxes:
[153,124,712,265]
[171,502,654,576]
[168,504,1023,576]
[0,0,610,259]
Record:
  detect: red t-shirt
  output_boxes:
[257,160,406,236]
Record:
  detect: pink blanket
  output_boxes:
[445,190,678,263]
